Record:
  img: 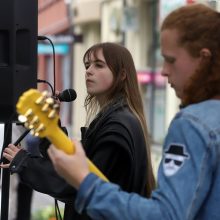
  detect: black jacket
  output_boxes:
[10,101,148,220]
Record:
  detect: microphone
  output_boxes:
[57,89,77,102]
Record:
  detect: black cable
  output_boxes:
[37,38,62,218]
[38,36,56,96]
[37,79,54,95]
[55,199,63,220]
[34,37,65,220]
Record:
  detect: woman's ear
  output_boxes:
[200,48,212,59]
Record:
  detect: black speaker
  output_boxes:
[0,0,38,122]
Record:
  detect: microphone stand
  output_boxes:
[13,129,31,146]
[0,124,30,220]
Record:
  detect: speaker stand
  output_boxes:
[1,123,12,220]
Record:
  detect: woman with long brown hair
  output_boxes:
[82,42,155,196]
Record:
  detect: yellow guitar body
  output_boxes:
[16,89,108,182]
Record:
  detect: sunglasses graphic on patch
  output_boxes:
[163,144,189,176]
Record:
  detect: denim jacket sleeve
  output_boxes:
[75,112,217,220]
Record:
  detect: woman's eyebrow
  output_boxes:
[94,59,106,64]
[85,59,106,64]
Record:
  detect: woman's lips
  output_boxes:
[86,79,95,86]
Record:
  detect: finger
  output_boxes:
[4,146,19,156]
[0,163,10,169]
[7,144,19,152]
[8,143,17,149]
[48,145,60,156]
[47,145,63,162]
[6,145,22,156]
[3,152,14,162]
[4,148,15,156]
[47,146,55,161]
[72,139,85,155]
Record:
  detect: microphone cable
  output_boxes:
[37,79,54,96]
[38,36,56,96]
[55,199,63,220]
[37,37,67,220]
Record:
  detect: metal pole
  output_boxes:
[1,123,12,220]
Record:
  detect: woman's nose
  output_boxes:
[86,65,93,76]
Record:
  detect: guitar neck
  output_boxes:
[47,126,109,182]
[47,126,74,154]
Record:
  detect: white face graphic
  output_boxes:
[163,153,186,176]
[163,144,189,177]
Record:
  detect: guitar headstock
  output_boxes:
[16,89,60,138]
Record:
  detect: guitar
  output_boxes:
[16,88,108,182]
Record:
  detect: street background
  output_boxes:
[1,0,219,219]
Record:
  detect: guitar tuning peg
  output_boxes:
[46,97,54,105]
[48,109,56,119]
[53,103,60,109]
[30,130,35,135]
[28,124,34,129]
[34,132,40,137]
[18,115,27,123]
[30,129,39,137]
[42,90,49,97]
[25,122,29,128]
[28,116,39,129]
[23,121,33,130]
[42,103,49,112]
[30,116,39,125]
[25,109,33,117]
[35,123,45,133]
[35,91,49,105]
[35,96,45,105]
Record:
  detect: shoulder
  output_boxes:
[175,100,220,131]
[106,107,142,133]
[168,100,220,146]
[110,107,138,123]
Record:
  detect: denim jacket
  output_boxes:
[74,100,220,220]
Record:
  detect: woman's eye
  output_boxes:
[95,63,103,68]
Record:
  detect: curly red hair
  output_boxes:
[162,4,220,106]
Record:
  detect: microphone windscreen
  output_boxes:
[58,89,77,102]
